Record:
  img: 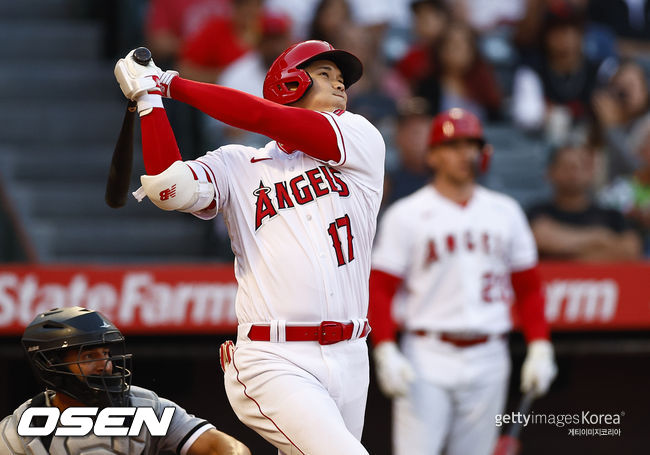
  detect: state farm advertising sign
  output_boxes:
[0,262,649,334]
[538,262,650,330]
[0,265,238,335]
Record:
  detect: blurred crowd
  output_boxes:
[135,0,650,259]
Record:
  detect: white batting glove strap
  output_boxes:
[159,70,179,98]
[373,341,415,398]
[137,93,164,117]
[521,340,557,397]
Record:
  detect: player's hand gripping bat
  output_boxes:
[493,390,536,455]
[105,47,152,208]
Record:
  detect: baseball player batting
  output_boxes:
[0,307,250,455]
[113,40,385,454]
[368,108,557,455]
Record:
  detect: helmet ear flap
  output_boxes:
[265,68,313,105]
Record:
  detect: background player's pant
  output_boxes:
[224,334,370,455]
[393,334,510,455]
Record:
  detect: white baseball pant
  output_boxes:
[393,333,511,455]
[223,328,370,455]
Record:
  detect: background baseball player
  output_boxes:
[0,306,251,455]
[368,108,557,455]
[113,39,385,455]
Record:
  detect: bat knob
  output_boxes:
[133,47,152,66]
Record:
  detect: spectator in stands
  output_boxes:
[587,0,650,59]
[267,0,391,42]
[591,59,650,180]
[308,0,353,47]
[394,0,449,91]
[515,0,617,63]
[450,0,527,34]
[599,118,650,256]
[179,0,265,83]
[511,9,602,144]
[527,143,642,261]
[415,22,503,121]
[144,0,231,68]
[383,97,432,205]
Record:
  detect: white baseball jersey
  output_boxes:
[372,184,537,335]
[0,386,214,455]
[188,110,385,324]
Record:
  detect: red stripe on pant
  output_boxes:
[232,349,307,454]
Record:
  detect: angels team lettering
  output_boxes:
[254,165,350,230]
[425,231,504,264]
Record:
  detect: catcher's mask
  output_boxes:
[22,307,132,408]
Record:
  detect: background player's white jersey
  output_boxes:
[0,386,214,455]
[372,185,537,335]
[190,110,385,324]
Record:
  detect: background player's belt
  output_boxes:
[248,320,371,345]
[412,330,504,348]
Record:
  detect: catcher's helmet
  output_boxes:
[263,40,363,105]
[429,108,491,173]
[22,307,132,407]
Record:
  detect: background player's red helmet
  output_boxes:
[263,40,363,105]
[429,108,491,172]
[429,108,485,147]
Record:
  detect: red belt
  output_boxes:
[248,321,371,345]
[412,330,495,348]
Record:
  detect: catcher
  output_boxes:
[0,306,251,455]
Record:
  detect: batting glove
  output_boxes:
[158,70,179,98]
[114,48,163,100]
[521,340,557,397]
[373,341,415,398]
[219,340,235,373]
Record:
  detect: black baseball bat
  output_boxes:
[492,391,536,455]
[105,47,152,208]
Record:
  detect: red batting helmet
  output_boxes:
[263,40,363,105]
[429,108,491,172]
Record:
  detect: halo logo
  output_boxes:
[17,407,175,437]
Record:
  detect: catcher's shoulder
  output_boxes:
[0,397,36,455]
[128,385,163,406]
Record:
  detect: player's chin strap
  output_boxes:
[132,160,215,213]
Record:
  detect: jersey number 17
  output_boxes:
[327,214,354,266]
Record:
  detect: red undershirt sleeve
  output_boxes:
[140,107,182,175]
[368,269,403,345]
[511,265,550,343]
[169,77,341,162]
